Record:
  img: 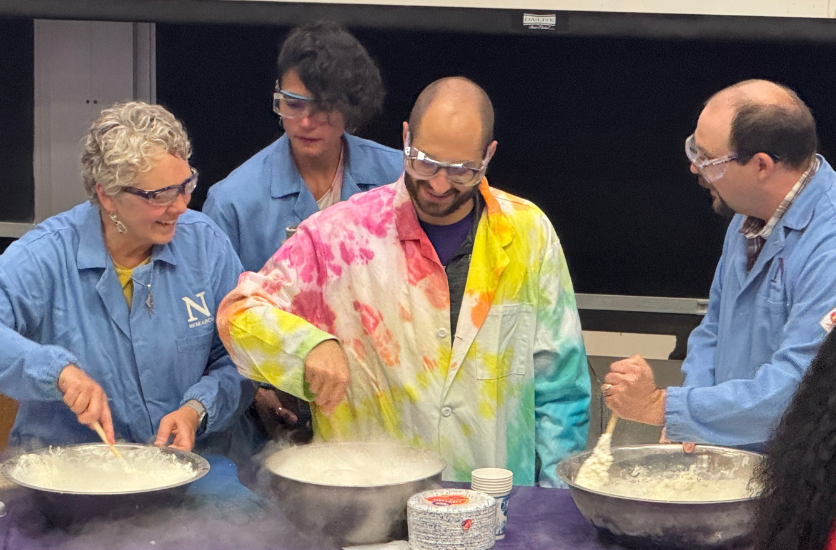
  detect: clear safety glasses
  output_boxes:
[403,131,490,187]
[685,134,738,184]
[122,168,198,206]
[272,85,330,123]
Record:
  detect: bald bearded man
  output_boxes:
[217,77,590,487]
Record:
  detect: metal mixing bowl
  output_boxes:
[265,441,446,546]
[557,444,763,549]
[1,443,210,526]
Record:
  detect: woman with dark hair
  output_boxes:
[203,20,402,273]
[203,21,402,445]
[754,326,836,550]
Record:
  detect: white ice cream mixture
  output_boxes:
[599,462,756,501]
[266,443,444,486]
[574,444,759,502]
[574,433,613,489]
[9,446,198,493]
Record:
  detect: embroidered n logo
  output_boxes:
[182,292,210,322]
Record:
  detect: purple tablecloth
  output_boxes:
[0,461,623,550]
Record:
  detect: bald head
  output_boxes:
[705,79,817,170]
[408,77,494,151]
[708,79,799,110]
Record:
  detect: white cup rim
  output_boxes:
[471,477,513,482]
[471,467,513,481]
[471,485,513,496]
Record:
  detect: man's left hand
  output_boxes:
[154,406,200,452]
[603,354,666,426]
[660,427,695,453]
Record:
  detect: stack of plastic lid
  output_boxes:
[407,489,496,550]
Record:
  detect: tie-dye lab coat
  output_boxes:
[217,176,590,487]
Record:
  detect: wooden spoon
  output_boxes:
[604,412,619,436]
[574,412,619,489]
[91,421,130,470]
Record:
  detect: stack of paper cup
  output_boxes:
[471,468,513,540]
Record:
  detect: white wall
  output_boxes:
[223,0,836,18]
[19,20,155,236]
[34,20,136,221]
[583,331,675,360]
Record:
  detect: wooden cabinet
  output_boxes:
[0,394,17,451]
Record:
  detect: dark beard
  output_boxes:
[404,172,479,220]
[698,175,736,220]
[711,195,736,220]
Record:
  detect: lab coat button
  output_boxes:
[441,407,453,417]
[436,328,448,339]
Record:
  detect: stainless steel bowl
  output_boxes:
[557,444,763,549]
[265,441,446,546]
[1,443,210,526]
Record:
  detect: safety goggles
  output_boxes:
[272,84,330,123]
[122,168,197,206]
[403,131,490,187]
[685,134,738,184]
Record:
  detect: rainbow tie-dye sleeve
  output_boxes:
[217,227,338,401]
[532,223,590,487]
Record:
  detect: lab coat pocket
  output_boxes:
[760,259,788,314]
[476,304,534,380]
[176,331,214,353]
[757,274,788,318]
[754,282,788,356]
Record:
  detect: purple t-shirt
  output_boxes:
[419,209,475,266]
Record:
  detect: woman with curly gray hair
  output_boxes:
[0,101,252,453]
[203,21,403,446]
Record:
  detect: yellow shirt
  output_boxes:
[113,257,151,309]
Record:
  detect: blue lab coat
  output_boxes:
[666,156,836,447]
[0,202,253,448]
[203,133,402,272]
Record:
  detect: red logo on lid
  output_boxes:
[427,494,470,506]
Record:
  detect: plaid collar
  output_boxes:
[740,156,819,240]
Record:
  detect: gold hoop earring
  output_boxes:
[109,213,127,234]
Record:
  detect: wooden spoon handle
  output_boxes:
[92,421,123,460]
[604,413,619,436]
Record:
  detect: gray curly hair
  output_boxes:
[81,101,192,205]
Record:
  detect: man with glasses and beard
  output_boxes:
[602,79,836,451]
[217,77,590,487]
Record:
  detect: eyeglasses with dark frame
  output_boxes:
[403,131,490,187]
[121,168,198,206]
